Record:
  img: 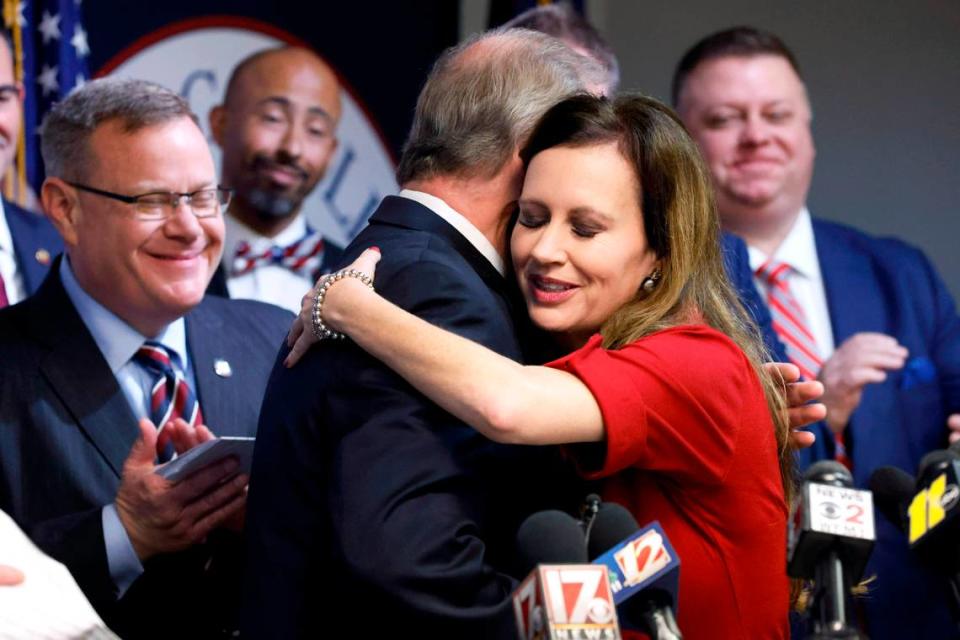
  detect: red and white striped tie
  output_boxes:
[756,259,852,470]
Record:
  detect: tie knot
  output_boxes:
[134,341,180,375]
[755,259,793,286]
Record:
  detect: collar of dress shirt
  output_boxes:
[0,199,12,257]
[747,207,819,278]
[223,210,309,257]
[59,256,188,374]
[398,189,505,276]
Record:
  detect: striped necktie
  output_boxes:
[231,231,326,278]
[756,259,853,470]
[133,341,203,462]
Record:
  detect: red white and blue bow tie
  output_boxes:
[231,232,325,278]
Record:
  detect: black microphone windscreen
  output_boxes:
[587,502,639,560]
[868,466,915,533]
[949,439,960,456]
[515,510,587,574]
[804,459,853,486]
[918,449,960,484]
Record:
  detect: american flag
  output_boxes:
[3,0,89,206]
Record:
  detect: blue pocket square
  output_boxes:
[900,356,937,390]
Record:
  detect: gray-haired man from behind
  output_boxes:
[243,28,598,638]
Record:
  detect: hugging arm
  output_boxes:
[287,250,604,446]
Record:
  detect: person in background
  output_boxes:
[0,28,61,307]
[673,25,960,639]
[207,46,344,314]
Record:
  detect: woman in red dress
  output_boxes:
[288,93,796,638]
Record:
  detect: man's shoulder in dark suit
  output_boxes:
[243,196,580,638]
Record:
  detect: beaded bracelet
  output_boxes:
[311,268,375,341]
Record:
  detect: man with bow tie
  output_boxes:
[207,46,345,314]
[0,78,291,639]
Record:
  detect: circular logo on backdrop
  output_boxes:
[98,17,398,248]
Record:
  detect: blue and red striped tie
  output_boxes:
[756,259,852,470]
[231,231,326,278]
[134,341,203,462]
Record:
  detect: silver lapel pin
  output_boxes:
[213,359,233,378]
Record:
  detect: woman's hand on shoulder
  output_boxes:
[285,247,382,367]
[763,362,826,450]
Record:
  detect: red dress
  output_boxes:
[549,325,790,640]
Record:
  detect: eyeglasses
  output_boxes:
[67,182,232,221]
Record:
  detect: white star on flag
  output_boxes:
[73,74,86,92]
[70,25,90,58]
[38,65,59,96]
[39,11,62,44]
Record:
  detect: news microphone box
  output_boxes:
[788,480,875,580]
[908,458,960,554]
[592,520,680,608]
[512,564,621,640]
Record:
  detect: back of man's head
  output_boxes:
[503,4,619,94]
[395,28,596,186]
[671,25,802,109]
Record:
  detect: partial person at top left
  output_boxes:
[206,46,345,314]
[0,28,62,308]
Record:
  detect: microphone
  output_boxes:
[868,465,915,534]
[788,461,875,639]
[512,510,622,639]
[905,446,960,624]
[589,503,683,640]
[580,493,603,548]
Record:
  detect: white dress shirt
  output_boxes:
[0,200,26,305]
[398,189,505,276]
[748,207,836,361]
[223,213,316,314]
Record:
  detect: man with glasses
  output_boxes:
[0,78,291,639]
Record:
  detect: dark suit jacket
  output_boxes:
[206,226,345,298]
[4,198,62,297]
[243,196,583,638]
[796,218,960,639]
[0,264,292,639]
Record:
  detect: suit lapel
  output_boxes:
[185,302,235,435]
[815,220,888,344]
[369,196,513,308]
[7,206,49,294]
[29,267,139,477]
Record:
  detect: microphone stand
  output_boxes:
[807,550,866,640]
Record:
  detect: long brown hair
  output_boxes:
[520,93,797,506]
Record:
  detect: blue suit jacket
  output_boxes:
[243,196,585,638]
[0,264,292,639]
[4,199,62,297]
[721,230,788,362]
[799,218,960,639]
